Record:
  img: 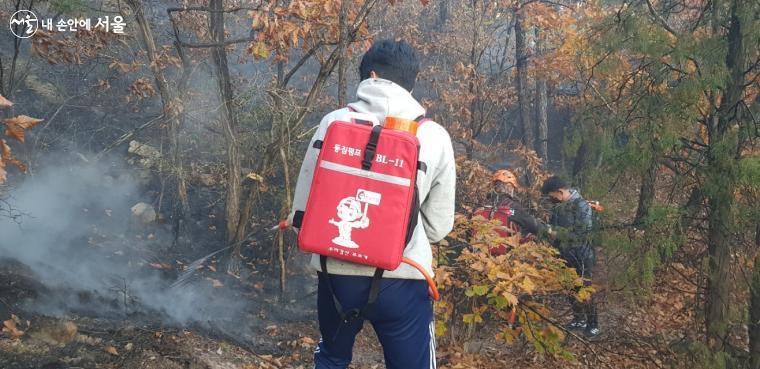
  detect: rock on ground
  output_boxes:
[131,202,156,224]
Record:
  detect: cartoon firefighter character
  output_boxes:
[329,196,370,249]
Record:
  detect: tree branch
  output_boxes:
[280,42,324,88]
[645,0,679,38]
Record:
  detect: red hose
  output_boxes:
[402,256,440,301]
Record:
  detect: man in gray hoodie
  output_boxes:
[290,40,456,369]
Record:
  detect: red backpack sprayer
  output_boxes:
[276,113,440,301]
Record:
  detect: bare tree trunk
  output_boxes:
[514,11,533,150]
[466,5,479,161]
[534,28,548,160]
[209,0,243,265]
[535,80,548,160]
[680,188,703,231]
[633,159,658,226]
[465,143,474,160]
[572,140,588,179]
[3,0,35,97]
[126,0,189,243]
[337,0,348,106]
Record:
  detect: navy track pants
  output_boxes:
[314,272,436,369]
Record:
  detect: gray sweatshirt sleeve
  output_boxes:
[420,128,456,243]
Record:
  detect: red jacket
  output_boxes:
[471,198,543,255]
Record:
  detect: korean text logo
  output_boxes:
[9,10,38,39]
[9,10,126,38]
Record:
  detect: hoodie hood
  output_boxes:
[348,78,426,124]
[568,188,581,202]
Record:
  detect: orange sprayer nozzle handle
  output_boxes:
[589,201,605,212]
[270,220,291,232]
[402,256,440,301]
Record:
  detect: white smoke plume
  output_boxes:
[0,157,250,332]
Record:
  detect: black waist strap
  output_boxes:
[320,255,384,325]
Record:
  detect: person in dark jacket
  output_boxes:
[473,169,544,255]
[541,175,600,337]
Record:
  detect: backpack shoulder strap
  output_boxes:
[346,106,373,126]
[414,115,430,126]
[413,115,431,174]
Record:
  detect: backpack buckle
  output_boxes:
[342,309,362,324]
[362,143,376,169]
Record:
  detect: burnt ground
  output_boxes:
[0,215,700,369]
[0,250,691,369]
[0,253,397,369]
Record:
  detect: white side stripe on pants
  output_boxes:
[429,321,437,369]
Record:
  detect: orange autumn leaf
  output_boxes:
[3,115,43,143]
[2,319,24,339]
[1,139,10,160]
[105,346,119,356]
[0,94,13,108]
[0,139,10,184]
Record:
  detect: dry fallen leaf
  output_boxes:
[149,263,172,270]
[105,345,119,356]
[0,94,13,108]
[245,172,265,182]
[96,79,111,91]
[2,319,24,339]
[56,321,78,344]
[207,278,224,288]
[3,115,43,143]
[1,139,10,160]
[300,336,316,348]
[0,157,6,183]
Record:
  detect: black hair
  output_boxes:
[541,175,569,194]
[359,40,419,91]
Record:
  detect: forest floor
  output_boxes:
[0,244,702,369]
[0,172,704,369]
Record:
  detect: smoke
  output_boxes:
[0,156,250,332]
